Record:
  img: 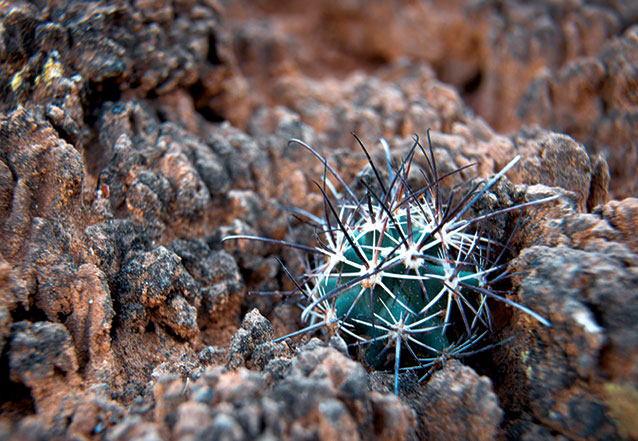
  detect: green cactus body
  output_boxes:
[223,134,554,394]
[319,207,481,368]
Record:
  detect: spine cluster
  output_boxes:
[225,133,554,394]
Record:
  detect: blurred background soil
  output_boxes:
[0,1,636,440]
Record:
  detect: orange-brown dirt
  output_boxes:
[0,1,636,440]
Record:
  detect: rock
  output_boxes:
[1,0,241,120]
[600,198,638,254]
[415,361,503,441]
[519,26,638,198]
[514,242,636,440]
[122,318,417,441]
[198,345,227,366]
[514,129,607,211]
[0,258,25,355]
[227,1,636,199]
[84,218,163,277]
[66,264,115,385]
[368,392,416,441]
[0,107,85,260]
[105,416,163,441]
[0,417,51,441]
[8,321,81,432]
[97,105,214,224]
[0,1,636,439]
[116,246,199,339]
[67,388,125,440]
[226,309,277,370]
[171,238,244,319]
[8,321,79,386]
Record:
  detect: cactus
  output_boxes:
[224,132,556,394]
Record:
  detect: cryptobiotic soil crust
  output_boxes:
[0,1,637,440]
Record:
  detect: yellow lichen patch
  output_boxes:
[35,52,63,87]
[525,363,533,380]
[11,66,25,92]
[602,382,638,440]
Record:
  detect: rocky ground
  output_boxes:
[0,1,637,440]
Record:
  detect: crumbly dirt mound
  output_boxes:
[0,1,636,440]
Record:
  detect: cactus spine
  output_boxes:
[224,132,556,394]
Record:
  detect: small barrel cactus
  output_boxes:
[224,132,555,394]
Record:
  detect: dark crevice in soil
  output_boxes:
[188,81,225,123]
[84,78,122,127]
[0,342,36,417]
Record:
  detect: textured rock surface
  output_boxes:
[518,26,638,198]
[415,360,503,441]
[140,333,419,441]
[226,0,637,198]
[1,1,636,440]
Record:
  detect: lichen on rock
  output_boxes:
[0,1,636,440]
